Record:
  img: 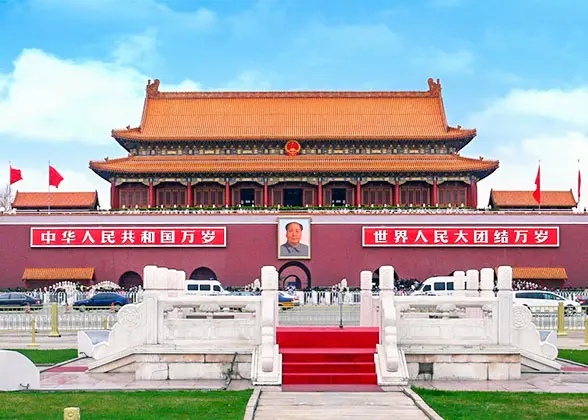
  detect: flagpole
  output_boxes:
[48,161,51,214]
[8,160,11,210]
[538,160,541,211]
[579,159,582,211]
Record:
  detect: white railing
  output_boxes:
[528,306,587,330]
[0,306,117,331]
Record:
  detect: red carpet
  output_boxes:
[278,327,379,386]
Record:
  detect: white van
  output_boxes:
[411,276,456,296]
[185,280,229,296]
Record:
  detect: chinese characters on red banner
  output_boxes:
[362,226,559,247]
[31,227,226,247]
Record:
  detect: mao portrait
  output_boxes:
[278,218,311,259]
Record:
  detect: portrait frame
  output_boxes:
[277,217,312,260]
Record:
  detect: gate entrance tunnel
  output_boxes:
[278,261,311,290]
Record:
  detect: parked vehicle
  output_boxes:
[411,276,455,296]
[577,296,588,313]
[514,291,582,314]
[278,291,300,308]
[0,292,42,310]
[185,280,230,296]
[73,292,130,311]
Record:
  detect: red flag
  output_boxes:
[532,165,541,204]
[9,166,23,185]
[49,165,64,188]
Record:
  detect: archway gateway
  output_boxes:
[278,261,311,290]
[189,266,217,281]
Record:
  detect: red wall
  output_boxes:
[1,213,588,289]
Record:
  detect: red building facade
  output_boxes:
[0,213,586,289]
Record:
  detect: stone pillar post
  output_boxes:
[360,271,374,326]
[466,269,480,297]
[497,266,513,346]
[480,268,495,298]
[453,271,466,296]
[394,180,400,206]
[379,265,399,372]
[148,181,155,208]
[260,266,278,372]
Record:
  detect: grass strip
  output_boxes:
[413,387,588,420]
[6,348,79,365]
[0,389,252,420]
[558,349,588,365]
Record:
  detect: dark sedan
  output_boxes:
[73,292,130,311]
[0,292,42,310]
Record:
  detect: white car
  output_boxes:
[514,290,582,314]
[185,280,230,296]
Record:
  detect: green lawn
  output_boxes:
[558,349,588,365]
[0,390,252,420]
[7,349,78,365]
[414,388,588,420]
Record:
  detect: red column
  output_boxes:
[110,181,118,209]
[317,180,323,207]
[471,180,478,208]
[394,180,400,206]
[356,180,361,206]
[148,181,155,207]
[186,181,192,207]
[225,181,231,207]
[432,179,438,206]
[263,179,268,207]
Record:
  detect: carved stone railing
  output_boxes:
[90,265,282,385]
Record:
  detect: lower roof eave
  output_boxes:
[91,169,498,182]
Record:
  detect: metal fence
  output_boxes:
[22,290,144,306]
[0,305,118,332]
[529,305,587,330]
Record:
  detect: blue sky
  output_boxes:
[1,0,587,208]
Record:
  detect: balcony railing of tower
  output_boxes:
[1,205,584,216]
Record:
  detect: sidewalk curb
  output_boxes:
[402,387,444,420]
[243,387,262,420]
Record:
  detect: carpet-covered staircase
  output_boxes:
[277,326,379,385]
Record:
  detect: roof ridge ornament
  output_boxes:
[146,79,160,98]
[427,78,441,96]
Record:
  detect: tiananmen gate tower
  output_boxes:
[1,78,586,291]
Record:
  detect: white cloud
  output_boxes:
[113,28,159,66]
[0,49,148,144]
[467,86,588,209]
[0,48,204,145]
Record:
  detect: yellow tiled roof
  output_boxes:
[111,78,476,141]
[90,154,498,174]
[490,190,576,208]
[22,268,95,281]
[12,192,98,209]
